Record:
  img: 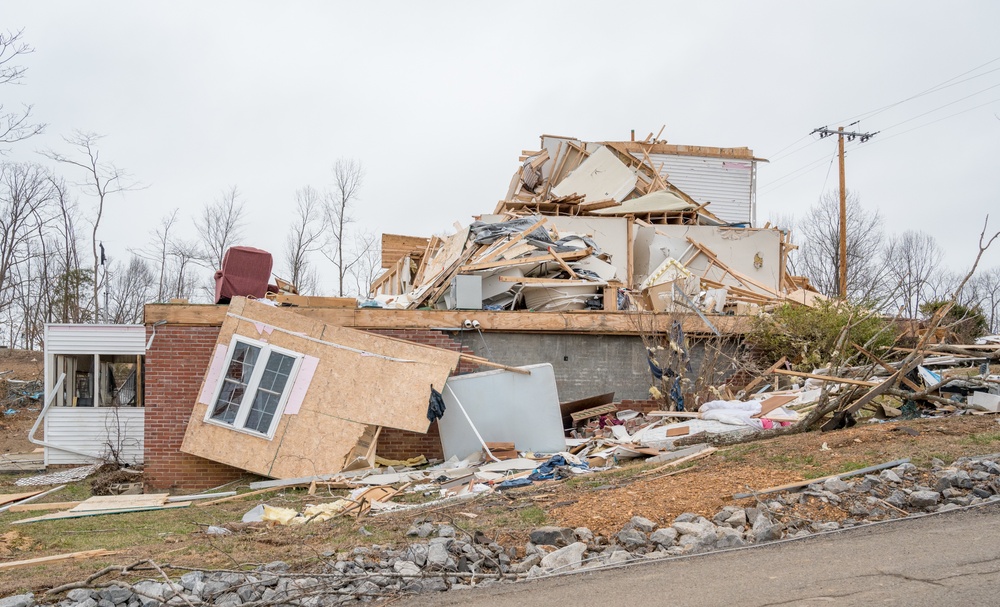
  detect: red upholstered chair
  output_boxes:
[214,246,274,304]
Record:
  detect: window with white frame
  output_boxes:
[207,337,302,438]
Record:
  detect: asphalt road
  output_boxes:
[399,503,1000,607]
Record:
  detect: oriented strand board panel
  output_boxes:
[438,363,565,460]
[180,298,461,479]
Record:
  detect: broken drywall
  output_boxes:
[438,363,565,460]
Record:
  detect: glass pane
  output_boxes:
[241,353,295,434]
[210,342,260,425]
[244,391,278,434]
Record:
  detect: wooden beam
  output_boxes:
[475,219,548,265]
[459,248,591,273]
[852,342,922,392]
[733,458,910,500]
[498,276,599,285]
[145,305,754,335]
[742,356,788,394]
[686,237,780,298]
[0,549,120,571]
[547,247,579,278]
[773,368,881,387]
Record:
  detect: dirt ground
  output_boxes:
[0,349,44,455]
[1,411,999,596]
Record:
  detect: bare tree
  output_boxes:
[348,231,382,298]
[0,162,54,321]
[282,186,323,293]
[48,176,88,322]
[43,132,139,322]
[321,159,365,297]
[165,238,201,301]
[798,190,889,302]
[884,230,941,318]
[106,255,155,323]
[967,266,1000,334]
[196,185,246,271]
[132,209,180,302]
[0,29,45,149]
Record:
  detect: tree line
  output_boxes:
[0,30,379,348]
[783,190,1000,337]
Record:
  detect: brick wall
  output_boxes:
[144,324,247,490]
[143,325,477,489]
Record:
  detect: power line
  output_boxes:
[831,55,1000,125]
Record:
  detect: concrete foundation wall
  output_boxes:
[454,332,689,401]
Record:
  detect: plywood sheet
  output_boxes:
[71,494,169,512]
[438,363,565,460]
[180,298,460,479]
[0,491,43,507]
[182,399,371,479]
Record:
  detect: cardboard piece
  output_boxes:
[438,364,565,460]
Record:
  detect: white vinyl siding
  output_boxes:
[43,407,145,465]
[637,153,756,225]
[44,324,146,355]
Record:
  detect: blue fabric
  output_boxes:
[528,455,589,481]
[495,478,533,490]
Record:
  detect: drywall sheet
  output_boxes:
[633,225,781,295]
[438,363,565,460]
[551,146,636,203]
[544,216,628,281]
[180,297,461,478]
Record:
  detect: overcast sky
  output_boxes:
[4,1,1000,294]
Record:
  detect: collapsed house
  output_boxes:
[372,134,817,315]
[37,133,836,490]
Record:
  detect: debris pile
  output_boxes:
[16,453,999,606]
[371,134,817,314]
[740,339,1000,434]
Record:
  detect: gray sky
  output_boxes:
[4,1,1000,294]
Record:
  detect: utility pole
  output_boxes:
[810,125,877,299]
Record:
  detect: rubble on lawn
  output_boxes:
[19,453,1000,606]
[371,133,817,315]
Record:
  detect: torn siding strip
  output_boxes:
[197,344,229,406]
[283,355,318,415]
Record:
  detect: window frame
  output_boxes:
[203,335,303,440]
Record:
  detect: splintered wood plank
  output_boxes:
[0,491,43,507]
[547,247,579,278]
[460,248,591,272]
[0,549,120,571]
[753,394,800,418]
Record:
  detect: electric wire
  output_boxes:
[764,56,1000,166]
[830,55,1000,125]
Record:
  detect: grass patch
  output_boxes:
[962,432,1000,446]
[720,443,763,463]
[518,506,547,526]
[767,453,820,470]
